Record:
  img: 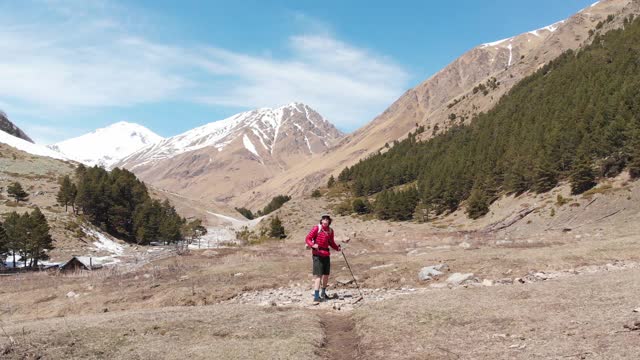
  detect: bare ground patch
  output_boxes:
[352,268,640,359]
[318,313,361,360]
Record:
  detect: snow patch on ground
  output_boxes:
[481,37,512,48]
[304,135,313,153]
[252,129,270,150]
[84,227,125,255]
[243,134,261,159]
[1,253,59,268]
[189,227,238,249]
[0,130,68,160]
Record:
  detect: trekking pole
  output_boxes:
[340,245,364,304]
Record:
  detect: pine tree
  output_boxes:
[466,187,490,219]
[629,146,640,179]
[352,179,365,197]
[532,159,558,194]
[2,212,23,268]
[0,222,7,265]
[7,181,28,203]
[57,175,74,211]
[18,213,30,267]
[327,175,336,188]
[352,198,369,214]
[627,123,640,179]
[235,207,254,220]
[269,216,286,238]
[27,207,54,267]
[182,219,207,244]
[505,167,530,195]
[570,156,597,195]
[69,183,78,214]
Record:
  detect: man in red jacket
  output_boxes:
[305,214,342,303]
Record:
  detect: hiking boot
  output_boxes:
[321,292,335,300]
[313,296,322,304]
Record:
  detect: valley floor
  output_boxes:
[2,224,640,359]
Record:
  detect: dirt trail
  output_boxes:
[319,313,360,360]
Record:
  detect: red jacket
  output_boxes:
[305,224,340,257]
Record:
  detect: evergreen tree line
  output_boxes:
[235,195,292,220]
[338,16,640,220]
[0,207,53,268]
[57,165,197,245]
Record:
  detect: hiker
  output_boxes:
[305,214,346,303]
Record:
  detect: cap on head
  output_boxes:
[320,213,332,224]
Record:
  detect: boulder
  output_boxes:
[418,264,449,281]
[445,273,474,286]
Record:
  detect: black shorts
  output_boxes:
[312,255,331,276]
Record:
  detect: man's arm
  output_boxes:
[305,226,319,249]
[328,231,340,251]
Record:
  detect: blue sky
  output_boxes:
[0,0,598,144]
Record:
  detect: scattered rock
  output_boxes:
[446,273,474,286]
[233,272,244,277]
[418,264,449,281]
[496,278,514,285]
[623,321,640,331]
[143,273,152,279]
[336,278,354,286]
[459,242,471,249]
[482,279,494,287]
[66,291,79,298]
[532,272,548,280]
[633,308,640,313]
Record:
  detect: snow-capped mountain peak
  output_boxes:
[118,102,342,169]
[50,121,164,168]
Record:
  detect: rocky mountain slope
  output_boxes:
[117,103,343,204]
[49,121,163,168]
[235,0,639,208]
[0,111,33,143]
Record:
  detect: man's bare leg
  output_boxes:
[321,275,330,298]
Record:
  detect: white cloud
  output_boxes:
[0,1,410,132]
